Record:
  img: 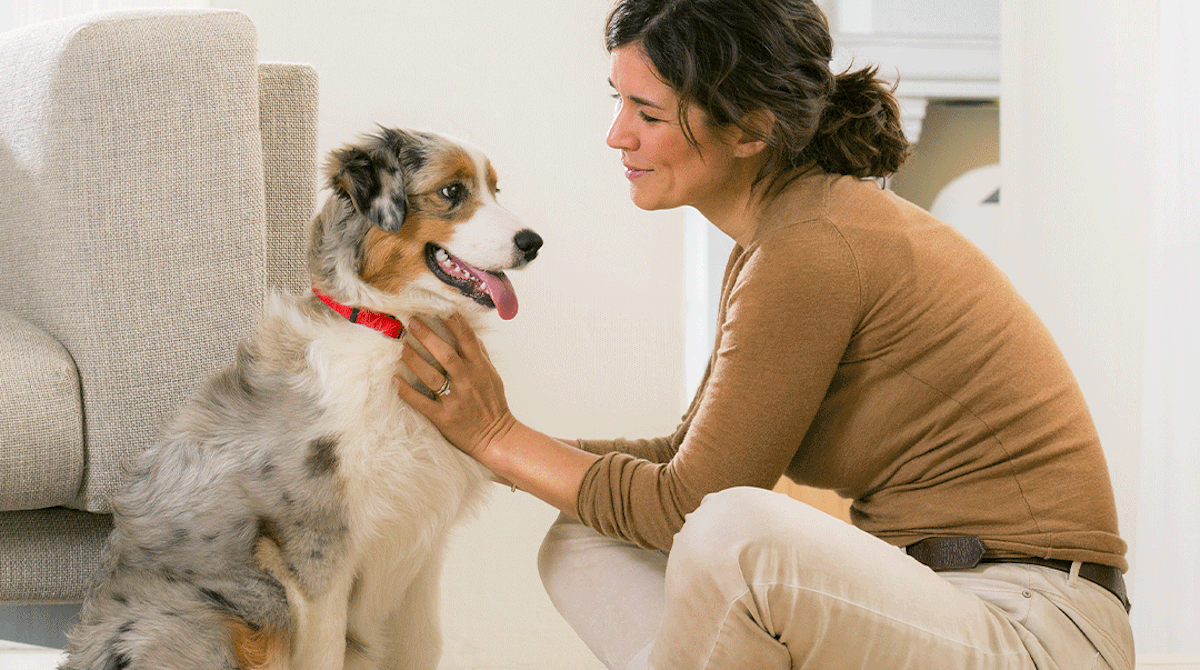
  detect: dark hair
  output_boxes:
[605,0,910,188]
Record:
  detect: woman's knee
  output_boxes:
[674,487,804,556]
[668,486,848,587]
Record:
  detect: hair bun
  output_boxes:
[805,66,910,178]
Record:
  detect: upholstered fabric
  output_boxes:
[0,311,82,511]
[0,9,317,602]
[0,9,266,514]
[0,508,113,603]
[259,63,320,295]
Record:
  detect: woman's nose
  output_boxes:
[606,109,636,151]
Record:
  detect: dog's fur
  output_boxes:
[60,128,541,670]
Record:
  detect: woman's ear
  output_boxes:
[731,109,775,158]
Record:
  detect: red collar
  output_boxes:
[312,287,405,339]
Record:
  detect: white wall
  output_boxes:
[1134,0,1200,654]
[206,1,686,667]
[1001,0,1166,646]
[0,0,205,32]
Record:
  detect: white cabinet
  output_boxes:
[823,0,1000,142]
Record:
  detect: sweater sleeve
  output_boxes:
[575,436,679,463]
[575,221,862,550]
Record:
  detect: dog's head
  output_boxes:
[309,127,541,320]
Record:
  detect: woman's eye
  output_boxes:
[439,183,465,203]
[610,91,661,123]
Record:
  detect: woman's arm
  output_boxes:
[573,223,862,550]
[396,314,599,517]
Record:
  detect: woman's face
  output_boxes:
[606,44,740,213]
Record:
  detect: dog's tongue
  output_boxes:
[479,270,518,320]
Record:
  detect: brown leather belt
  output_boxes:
[906,536,1130,613]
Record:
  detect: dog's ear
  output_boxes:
[327,145,408,233]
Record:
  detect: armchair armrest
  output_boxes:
[0,310,82,512]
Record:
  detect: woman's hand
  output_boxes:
[397,313,599,516]
[396,313,518,463]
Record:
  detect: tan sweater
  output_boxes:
[576,171,1127,571]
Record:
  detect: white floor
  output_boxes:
[3,640,1198,670]
[1138,658,1200,670]
[0,641,65,670]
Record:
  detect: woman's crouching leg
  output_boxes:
[538,512,668,670]
[649,487,1034,670]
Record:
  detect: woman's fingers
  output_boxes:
[407,318,461,371]
[395,314,516,459]
[445,312,479,351]
[398,339,447,396]
[444,312,495,368]
[395,371,440,415]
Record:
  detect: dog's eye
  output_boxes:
[439,183,466,205]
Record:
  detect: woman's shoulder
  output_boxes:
[745,172,892,267]
[775,171,978,270]
[733,183,864,313]
[752,171,911,238]
[743,170,1004,310]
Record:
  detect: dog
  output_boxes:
[60,127,542,670]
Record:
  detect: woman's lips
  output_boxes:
[624,164,651,180]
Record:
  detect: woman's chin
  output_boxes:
[629,188,671,211]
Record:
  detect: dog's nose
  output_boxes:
[514,229,543,262]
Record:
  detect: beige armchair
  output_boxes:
[0,8,318,646]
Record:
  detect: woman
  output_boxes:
[396,0,1135,668]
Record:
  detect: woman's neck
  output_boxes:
[696,180,770,246]
[702,167,821,245]
[692,152,779,245]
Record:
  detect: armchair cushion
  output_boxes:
[0,310,82,511]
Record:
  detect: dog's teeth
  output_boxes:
[436,249,449,262]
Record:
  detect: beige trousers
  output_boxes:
[539,487,1134,670]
